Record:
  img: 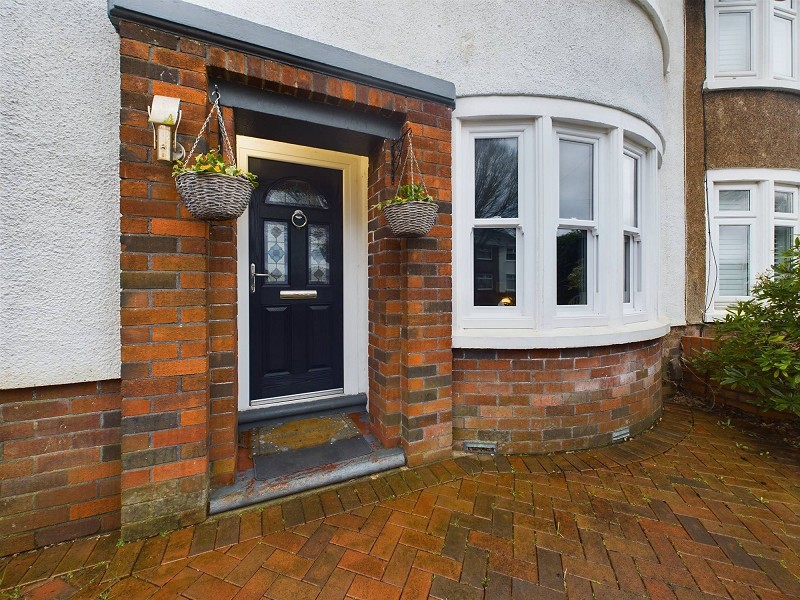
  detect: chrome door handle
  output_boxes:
[250,263,271,293]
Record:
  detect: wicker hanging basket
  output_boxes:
[174,91,255,221]
[383,201,438,237]
[175,172,253,220]
[382,130,438,237]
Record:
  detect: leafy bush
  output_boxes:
[688,239,800,416]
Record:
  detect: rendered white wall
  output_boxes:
[655,0,687,327]
[0,1,121,388]
[191,0,668,134]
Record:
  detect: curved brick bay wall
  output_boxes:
[453,339,662,454]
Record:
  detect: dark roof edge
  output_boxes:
[108,0,456,108]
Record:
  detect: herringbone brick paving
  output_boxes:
[2,403,799,599]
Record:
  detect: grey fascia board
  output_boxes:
[108,0,456,108]
[211,78,402,141]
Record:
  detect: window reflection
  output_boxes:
[475,138,518,218]
[473,228,517,306]
[556,229,588,305]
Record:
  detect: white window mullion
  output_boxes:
[643,149,658,314]
[605,129,623,326]
[534,116,550,331]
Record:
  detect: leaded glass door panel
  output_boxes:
[248,158,344,402]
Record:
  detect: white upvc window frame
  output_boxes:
[705,169,800,321]
[460,121,535,329]
[551,126,602,324]
[707,0,800,92]
[622,144,648,318]
[452,97,665,349]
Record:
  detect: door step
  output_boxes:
[209,445,404,514]
[210,409,404,514]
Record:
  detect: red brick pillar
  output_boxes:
[118,23,213,540]
[398,113,453,466]
[367,108,454,466]
[367,142,404,447]
[207,105,239,487]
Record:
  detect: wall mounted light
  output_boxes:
[148,95,185,162]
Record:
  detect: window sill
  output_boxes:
[704,78,800,95]
[452,320,670,349]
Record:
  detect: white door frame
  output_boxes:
[236,136,369,412]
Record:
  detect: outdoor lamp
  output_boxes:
[148,95,185,162]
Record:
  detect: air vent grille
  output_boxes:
[612,427,630,442]
[463,442,497,454]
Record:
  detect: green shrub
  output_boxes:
[689,239,800,416]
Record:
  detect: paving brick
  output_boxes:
[264,549,313,579]
[338,548,386,579]
[347,574,402,600]
[183,573,239,600]
[315,567,355,600]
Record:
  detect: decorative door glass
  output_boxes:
[264,221,288,284]
[308,224,330,284]
[265,179,329,209]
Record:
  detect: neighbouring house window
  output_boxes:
[453,98,662,345]
[706,170,800,319]
[708,0,799,90]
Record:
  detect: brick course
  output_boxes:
[453,340,663,454]
[0,380,122,557]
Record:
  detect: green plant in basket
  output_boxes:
[373,183,434,211]
[172,148,258,187]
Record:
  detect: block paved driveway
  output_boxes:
[2,403,799,599]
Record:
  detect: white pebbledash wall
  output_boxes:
[0,1,121,389]
[0,0,684,389]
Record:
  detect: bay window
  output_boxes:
[706,170,800,319]
[707,0,800,90]
[453,97,665,348]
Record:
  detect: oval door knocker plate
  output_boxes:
[291,209,308,228]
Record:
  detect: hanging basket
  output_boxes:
[173,89,256,221]
[382,201,438,237]
[381,130,438,237]
[176,172,253,220]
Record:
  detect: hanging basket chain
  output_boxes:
[394,130,429,198]
[174,89,252,221]
[185,92,237,169]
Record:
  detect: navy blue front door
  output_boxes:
[248,158,343,401]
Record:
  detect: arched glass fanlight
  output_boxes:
[265,178,328,209]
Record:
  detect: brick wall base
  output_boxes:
[0,381,122,557]
[453,340,663,454]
